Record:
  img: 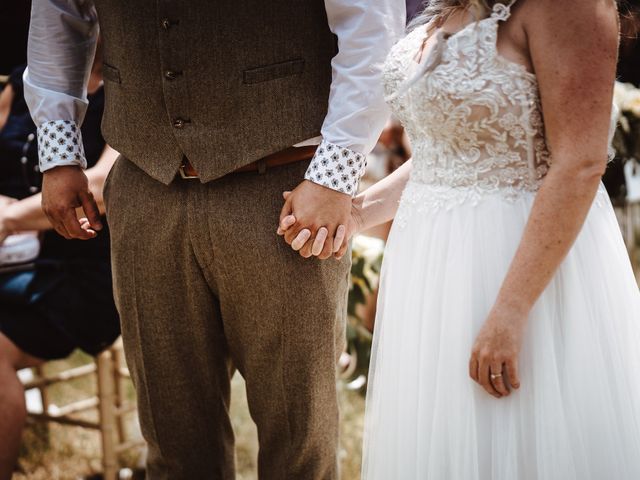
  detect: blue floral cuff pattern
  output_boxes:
[304,140,367,196]
[37,120,87,172]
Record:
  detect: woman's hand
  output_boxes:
[469,304,527,398]
[277,191,364,260]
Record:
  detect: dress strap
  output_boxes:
[490,0,517,22]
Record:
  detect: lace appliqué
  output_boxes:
[395,181,611,230]
[490,1,517,22]
[382,5,550,220]
[382,0,616,229]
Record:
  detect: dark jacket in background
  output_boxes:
[0,2,31,75]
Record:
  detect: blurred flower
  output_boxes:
[614,82,640,117]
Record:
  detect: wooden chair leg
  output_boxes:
[23,345,143,478]
[33,365,51,442]
[97,350,119,480]
[33,365,50,413]
[112,345,127,445]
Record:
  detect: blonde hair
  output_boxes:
[409,0,508,32]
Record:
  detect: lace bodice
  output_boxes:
[384,1,550,206]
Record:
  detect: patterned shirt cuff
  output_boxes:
[37,120,87,172]
[304,140,367,196]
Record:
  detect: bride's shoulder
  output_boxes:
[521,0,618,160]
[521,0,618,39]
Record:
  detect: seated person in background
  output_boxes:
[0,51,120,480]
[601,2,640,202]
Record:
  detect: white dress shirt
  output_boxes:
[24,0,405,195]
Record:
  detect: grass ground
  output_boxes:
[15,352,366,480]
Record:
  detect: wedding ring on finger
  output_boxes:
[490,372,503,381]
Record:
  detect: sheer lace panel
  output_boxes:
[384,1,550,208]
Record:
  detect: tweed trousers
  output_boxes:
[103,156,350,479]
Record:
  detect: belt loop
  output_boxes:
[257,158,267,175]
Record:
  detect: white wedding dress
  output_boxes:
[362,2,640,479]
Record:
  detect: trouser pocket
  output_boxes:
[102,154,122,214]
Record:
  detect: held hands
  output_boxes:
[277,180,362,260]
[42,166,102,240]
[469,304,527,399]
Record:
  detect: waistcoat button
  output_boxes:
[164,70,182,80]
[161,18,172,29]
[173,118,187,129]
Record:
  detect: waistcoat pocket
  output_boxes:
[243,59,305,85]
[103,63,122,84]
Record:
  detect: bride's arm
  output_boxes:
[332,158,414,258]
[355,159,414,230]
[470,0,619,398]
[279,158,413,257]
[490,1,618,319]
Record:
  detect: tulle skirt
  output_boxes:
[362,182,640,480]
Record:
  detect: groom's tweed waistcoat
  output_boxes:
[93,0,336,184]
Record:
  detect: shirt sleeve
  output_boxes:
[305,0,406,196]
[23,0,99,172]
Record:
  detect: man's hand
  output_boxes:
[279,193,362,261]
[42,166,102,240]
[278,180,351,260]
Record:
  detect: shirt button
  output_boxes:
[173,118,187,129]
[164,70,182,80]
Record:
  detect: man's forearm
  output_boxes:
[306,0,405,195]
[26,0,98,103]
[1,195,52,234]
[25,0,98,172]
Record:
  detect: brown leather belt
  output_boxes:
[179,145,317,179]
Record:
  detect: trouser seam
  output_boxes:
[130,241,166,467]
[280,294,294,479]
